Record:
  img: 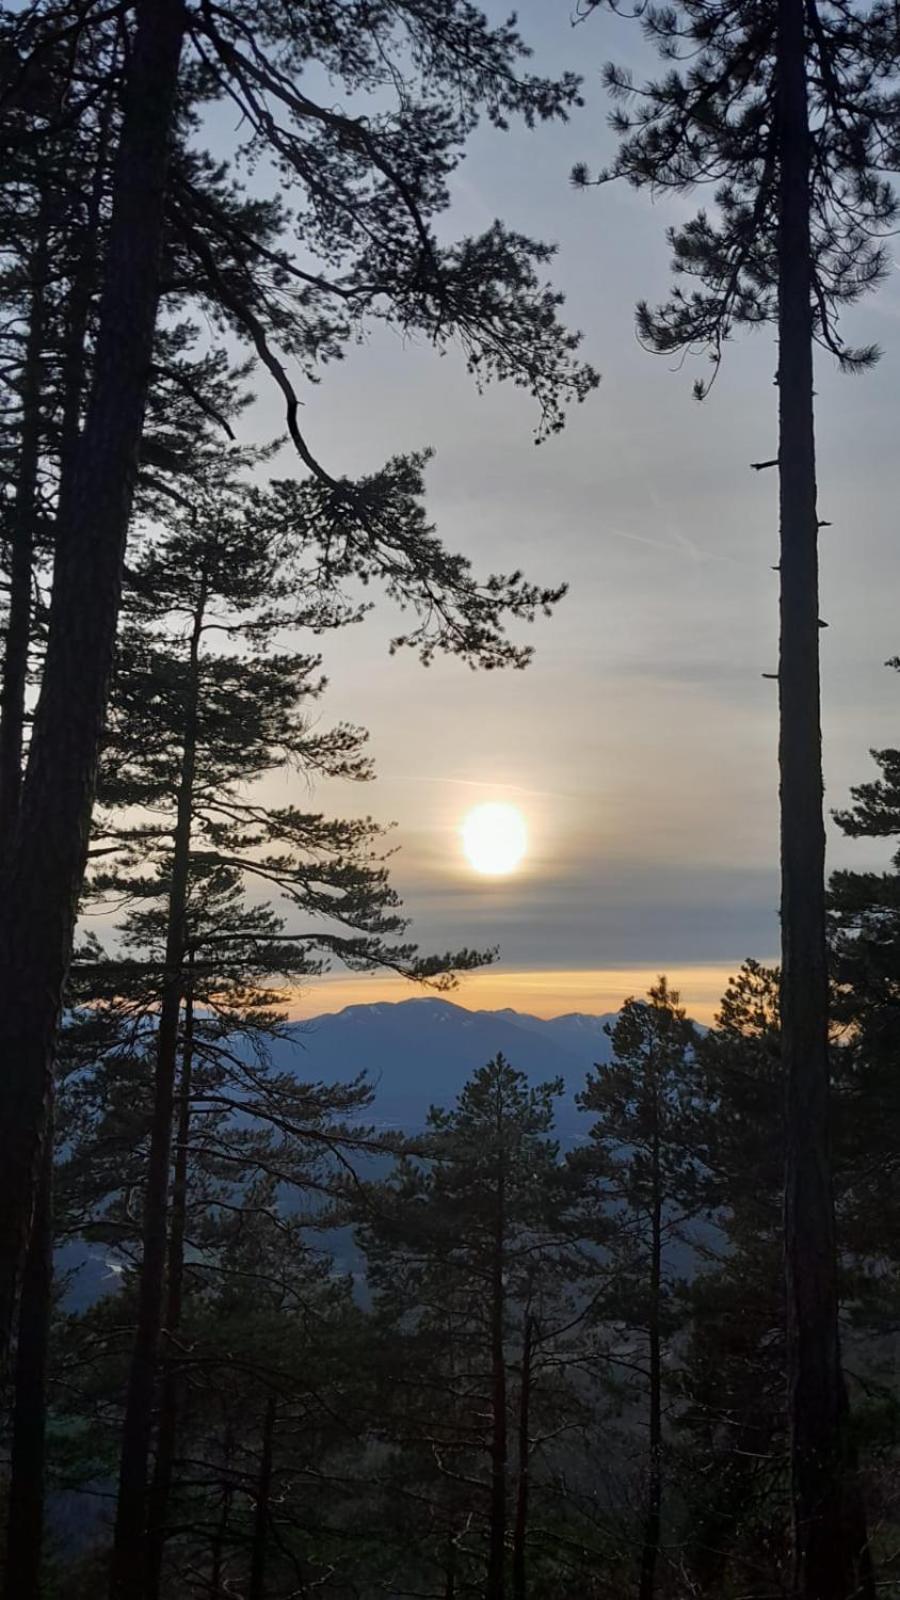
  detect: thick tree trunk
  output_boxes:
[511,1313,533,1600]
[0,0,186,1373]
[110,586,204,1599]
[57,83,115,484]
[2,81,114,858]
[2,99,120,1598]
[146,988,195,1600]
[487,1155,507,1600]
[249,1396,277,1600]
[0,202,50,854]
[3,1092,54,1600]
[638,1114,662,1600]
[776,4,872,1594]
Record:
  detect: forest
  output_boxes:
[3,0,900,1596]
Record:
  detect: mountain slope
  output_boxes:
[266,997,619,1136]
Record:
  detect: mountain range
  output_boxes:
[266,997,620,1138]
[62,1000,621,1306]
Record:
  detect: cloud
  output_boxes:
[386,856,780,969]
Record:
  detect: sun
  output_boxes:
[461,802,528,877]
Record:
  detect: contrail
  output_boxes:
[384,774,577,801]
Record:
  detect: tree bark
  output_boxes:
[210,1431,234,1596]
[638,1106,662,1600]
[2,97,120,1600]
[511,1312,533,1600]
[444,1532,457,1600]
[0,0,186,1374]
[146,985,195,1600]
[3,1091,54,1600]
[487,1141,507,1600]
[0,199,50,855]
[110,580,205,1599]
[56,82,115,485]
[776,3,872,1593]
[249,1396,277,1600]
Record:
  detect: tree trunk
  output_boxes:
[146,985,195,1600]
[0,199,50,855]
[249,1396,277,1600]
[56,82,115,484]
[776,3,872,1594]
[638,1112,662,1600]
[512,1312,533,1600]
[0,0,186,1374]
[210,1431,234,1596]
[3,1091,54,1600]
[487,1149,507,1600]
[110,582,205,1599]
[1,101,119,1598]
[444,1531,457,1600]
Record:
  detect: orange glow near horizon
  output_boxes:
[283,964,769,1027]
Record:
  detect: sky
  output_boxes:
[233,2,900,1025]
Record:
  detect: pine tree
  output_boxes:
[676,952,900,1590]
[0,0,188,1367]
[674,962,789,1593]
[0,32,123,1598]
[0,185,56,1600]
[831,673,900,1303]
[52,1141,373,1598]
[358,1056,583,1600]
[0,91,248,1552]
[0,19,124,858]
[575,980,704,1600]
[574,0,900,1580]
[0,188,51,852]
[0,0,598,1356]
[72,463,493,1595]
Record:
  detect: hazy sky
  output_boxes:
[240,2,900,1021]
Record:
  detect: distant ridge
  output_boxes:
[263,996,621,1136]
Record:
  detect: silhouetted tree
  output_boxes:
[576,980,702,1600]
[574,0,900,1580]
[52,1133,373,1598]
[0,0,188,1375]
[73,465,493,1594]
[831,674,900,1295]
[359,1057,583,1600]
[0,0,597,1364]
[675,962,788,1593]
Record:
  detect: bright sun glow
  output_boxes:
[461,802,528,877]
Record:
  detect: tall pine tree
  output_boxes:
[358,1056,582,1600]
[79,463,491,1596]
[0,0,597,1355]
[575,980,703,1600]
[574,0,900,1581]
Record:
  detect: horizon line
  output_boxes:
[286,961,775,1027]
